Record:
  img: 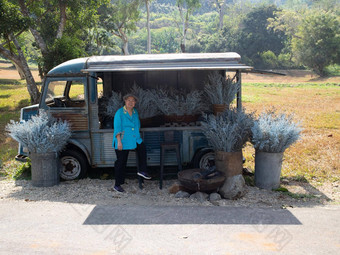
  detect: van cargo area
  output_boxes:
[17,53,253,181]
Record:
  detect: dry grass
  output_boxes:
[241,80,340,182]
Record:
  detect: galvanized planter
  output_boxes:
[254,151,284,190]
[30,152,60,187]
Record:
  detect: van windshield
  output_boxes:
[45,80,85,108]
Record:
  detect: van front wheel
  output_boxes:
[192,149,215,169]
[60,150,87,180]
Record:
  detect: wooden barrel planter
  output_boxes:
[213,104,228,115]
[215,151,243,178]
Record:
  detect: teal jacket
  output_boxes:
[112,106,143,150]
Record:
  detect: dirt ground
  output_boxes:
[242,70,340,83]
[0,176,339,209]
[0,62,41,81]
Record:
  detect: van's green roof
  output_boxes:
[48,53,252,75]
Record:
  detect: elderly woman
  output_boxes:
[112,93,151,192]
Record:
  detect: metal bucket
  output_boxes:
[30,152,60,187]
[254,151,283,190]
[215,151,243,178]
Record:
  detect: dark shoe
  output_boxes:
[137,171,152,180]
[113,185,125,193]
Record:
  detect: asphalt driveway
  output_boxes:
[0,200,339,254]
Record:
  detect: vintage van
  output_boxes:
[17,52,252,180]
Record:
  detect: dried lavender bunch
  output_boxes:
[251,110,302,153]
[6,111,71,153]
[201,108,254,152]
[105,91,123,117]
[156,89,206,116]
[130,83,160,119]
[204,71,239,106]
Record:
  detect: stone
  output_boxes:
[219,174,246,200]
[281,178,290,185]
[209,192,222,202]
[175,191,190,198]
[190,192,209,202]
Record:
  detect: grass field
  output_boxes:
[0,64,339,184]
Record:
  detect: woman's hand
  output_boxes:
[117,140,123,151]
[116,134,123,151]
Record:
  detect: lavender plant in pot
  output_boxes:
[201,108,254,199]
[201,108,254,177]
[156,89,207,124]
[6,111,71,187]
[251,110,302,190]
[204,71,240,115]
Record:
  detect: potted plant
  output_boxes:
[6,111,71,187]
[156,89,207,123]
[204,71,240,115]
[251,110,302,190]
[201,108,254,177]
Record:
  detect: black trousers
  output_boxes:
[114,142,147,186]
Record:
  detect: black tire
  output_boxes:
[192,149,215,169]
[59,150,87,180]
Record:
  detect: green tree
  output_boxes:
[17,0,104,75]
[292,10,340,76]
[145,0,154,53]
[0,0,40,103]
[175,0,201,52]
[99,0,141,55]
[211,0,234,30]
[1,0,106,103]
[152,28,180,53]
[237,5,287,67]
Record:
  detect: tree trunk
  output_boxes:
[18,0,48,56]
[215,0,225,30]
[119,29,129,55]
[56,0,67,39]
[219,7,224,30]
[122,40,129,55]
[13,62,25,79]
[11,35,40,103]
[0,44,40,104]
[0,33,40,104]
[146,0,151,54]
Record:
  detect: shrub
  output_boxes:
[204,71,239,106]
[5,111,71,153]
[251,110,302,153]
[201,108,254,152]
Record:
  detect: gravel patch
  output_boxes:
[1,178,338,208]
